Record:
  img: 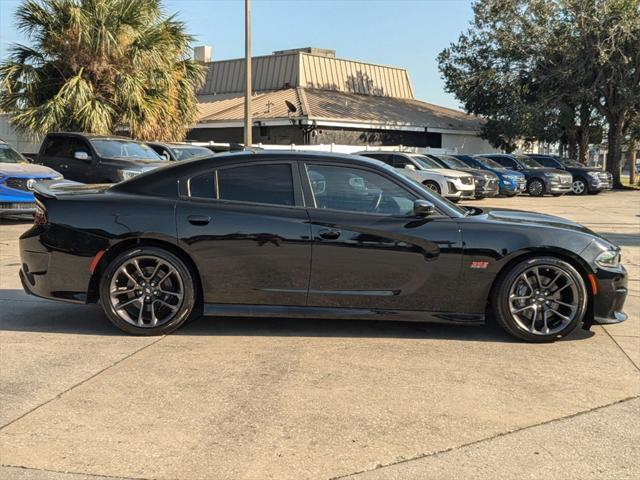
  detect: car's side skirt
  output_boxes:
[203,304,485,325]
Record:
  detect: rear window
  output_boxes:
[218,164,295,206]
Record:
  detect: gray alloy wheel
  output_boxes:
[571,178,587,195]
[423,181,441,194]
[527,179,545,197]
[492,257,587,342]
[100,247,197,335]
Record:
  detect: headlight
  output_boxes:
[587,171,599,178]
[118,169,142,181]
[595,250,621,269]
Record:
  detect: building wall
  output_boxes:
[441,132,495,154]
[187,125,443,148]
[0,114,42,154]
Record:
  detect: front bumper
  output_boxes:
[499,178,526,195]
[548,183,572,194]
[0,201,36,217]
[588,173,613,192]
[592,266,628,325]
[445,179,475,199]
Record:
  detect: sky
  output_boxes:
[0,0,475,110]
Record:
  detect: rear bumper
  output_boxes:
[592,266,628,325]
[20,226,96,304]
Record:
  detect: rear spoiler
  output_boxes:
[27,179,110,199]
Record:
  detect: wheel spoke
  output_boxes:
[510,295,532,301]
[546,271,563,290]
[154,298,178,311]
[552,299,577,309]
[548,308,571,322]
[120,267,138,286]
[137,302,145,326]
[530,306,539,333]
[159,288,183,299]
[511,304,534,314]
[150,302,157,327]
[133,259,146,280]
[552,282,572,295]
[534,267,544,289]
[115,297,141,310]
[542,310,550,334]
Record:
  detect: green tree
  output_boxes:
[0,0,204,141]
[438,0,640,187]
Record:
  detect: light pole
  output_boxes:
[244,0,252,147]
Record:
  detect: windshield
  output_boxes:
[172,146,212,161]
[434,155,469,169]
[476,156,504,169]
[558,157,584,168]
[515,155,544,169]
[91,139,163,161]
[409,155,443,169]
[0,143,28,164]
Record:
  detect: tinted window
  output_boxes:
[306,164,416,215]
[491,156,515,168]
[534,157,555,168]
[189,172,216,199]
[91,140,162,161]
[43,137,89,157]
[0,143,28,164]
[218,164,295,206]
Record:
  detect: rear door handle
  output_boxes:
[318,228,341,240]
[188,215,211,226]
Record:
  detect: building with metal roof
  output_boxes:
[187,47,493,153]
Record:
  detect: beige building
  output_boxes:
[188,47,493,153]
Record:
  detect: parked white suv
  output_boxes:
[356,151,475,202]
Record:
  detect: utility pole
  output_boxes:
[244,0,252,147]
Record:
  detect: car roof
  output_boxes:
[48,132,132,141]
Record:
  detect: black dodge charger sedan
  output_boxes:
[20,151,627,342]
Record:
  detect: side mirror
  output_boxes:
[413,199,435,217]
[74,151,90,161]
[405,164,416,171]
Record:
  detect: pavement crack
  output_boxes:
[330,395,640,480]
[1,464,155,480]
[0,336,166,431]
[601,327,640,371]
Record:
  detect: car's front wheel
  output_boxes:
[423,180,441,195]
[527,179,545,197]
[571,178,588,195]
[492,257,588,342]
[99,246,198,335]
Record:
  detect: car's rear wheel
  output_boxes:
[571,178,587,195]
[99,246,197,335]
[492,257,588,342]
[423,181,441,194]
[527,179,545,197]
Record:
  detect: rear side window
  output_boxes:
[43,137,89,157]
[189,172,216,199]
[218,164,295,206]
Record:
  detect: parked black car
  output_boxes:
[477,154,573,197]
[21,151,627,342]
[424,154,499,199]
[146,142,213,161]
[527,155,612,195]
[35,133,167,183]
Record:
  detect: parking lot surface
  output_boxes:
[1,191,639,479]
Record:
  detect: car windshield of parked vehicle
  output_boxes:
[90,140,164,161]
[434,155,469,170]
[0,143,28,164]
[172,146,212,161]
[409,155,443,170]
[558,158,585,168]
[515,155,544,169]
[476,156,504,169]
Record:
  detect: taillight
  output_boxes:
[34,203,48,225]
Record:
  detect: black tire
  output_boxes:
[491,256,588,343]
[588,190,600,195]
[527,179,545,197]
[423,180,441,195]
[99,246,198,335]
[551,193,564,197]
[571,178,588,195]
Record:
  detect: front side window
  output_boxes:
[306,164,416,215]
[515,155,543,169]
[0,143,28,164]
[218,163,295,206]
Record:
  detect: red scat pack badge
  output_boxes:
[470,260,490,269]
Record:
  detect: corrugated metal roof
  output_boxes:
[199,52,414,99]
[196,88,482,132]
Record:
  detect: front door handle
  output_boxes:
[187,215,211,226]
[318,228,341,240]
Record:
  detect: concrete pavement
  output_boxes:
[1,190,638,479]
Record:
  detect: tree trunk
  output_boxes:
[606,115,625,188]
[578,104,591,164]
[629,138,637,185]
[567,127,578,160]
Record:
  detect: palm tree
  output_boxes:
[0,0,205,141]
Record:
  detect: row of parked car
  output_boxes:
[0,131,613,217]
